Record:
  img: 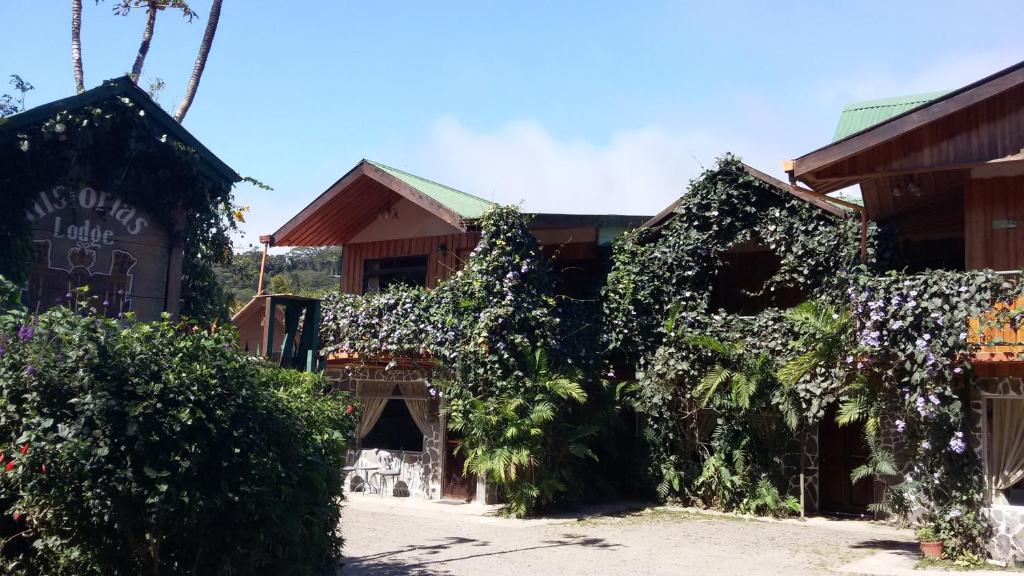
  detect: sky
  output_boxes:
[3,1,1024,251]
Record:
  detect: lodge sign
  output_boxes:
[24,186,172,321]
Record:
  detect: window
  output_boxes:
[709,247,805,315]
[362,256,428,294]
[361,400,424,452]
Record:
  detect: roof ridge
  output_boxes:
[841,90,950,111]
[364,159,494,206]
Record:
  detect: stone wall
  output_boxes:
[972,375,1024,562]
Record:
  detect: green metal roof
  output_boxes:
[365,160,494,220]
[832,90,950,142]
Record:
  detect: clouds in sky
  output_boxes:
[415,117,782,217]
[411,47,1023,219]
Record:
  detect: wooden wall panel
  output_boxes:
[965,176,1024,270]
[816,84,1024,184]
[341,232,482,294]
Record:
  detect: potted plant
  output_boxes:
[917,526,943,559]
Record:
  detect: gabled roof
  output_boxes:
[366,160,494,219]
[0,76,240,184]
[790,59,1024,188]
[832,91,948,141]
[642,163,849,229]
[272,159,493,246]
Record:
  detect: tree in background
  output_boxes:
[0,75,34,117]
[215,247,342,313]
[68,0,222,122]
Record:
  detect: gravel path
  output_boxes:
[339,498,915,576]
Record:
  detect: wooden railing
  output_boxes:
[970,271,1024,363]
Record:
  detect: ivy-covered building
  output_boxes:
[250,159,648,503]
[603,157,863,518]
[787,59,1024,560]
[0,77,241,322]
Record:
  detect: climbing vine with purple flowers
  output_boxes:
[844,269,1024,556]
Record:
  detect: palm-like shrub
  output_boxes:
[687,334,800,516]
[444,348,593,517]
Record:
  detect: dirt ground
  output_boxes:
[338,497,916,576]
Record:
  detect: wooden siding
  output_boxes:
[966,176,1024,270]
[801,83,1024,195]
[341,232,481,294]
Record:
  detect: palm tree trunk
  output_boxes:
[173,0,222,123]
[71,0,85,93]
[130,2,159,84]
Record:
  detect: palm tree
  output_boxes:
[118,1,195,84]
[72,0,85,93]
[129,3,158,83]
[174,0,222,122]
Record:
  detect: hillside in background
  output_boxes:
[215,247,342,313]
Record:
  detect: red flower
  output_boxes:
[12,511,22,522]
[20,444,29,455]
[346,405,354,414]
[5,460,15,472]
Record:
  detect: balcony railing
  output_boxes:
[970,271,1024,363]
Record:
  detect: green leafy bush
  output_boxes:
[0,284,353,576]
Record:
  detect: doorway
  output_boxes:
[443,430,476,501]
[818,410,873,515]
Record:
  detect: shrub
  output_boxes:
[0,285,353,576]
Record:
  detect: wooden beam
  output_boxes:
[362,163,467,233]
[742,163,849,217]
[793,61,1024,177]
[808,155,1024,184]
[272,161,371,245]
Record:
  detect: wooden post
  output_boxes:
[164,207,187,318]
[257,234,273,295]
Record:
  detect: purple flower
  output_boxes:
[949,431,966,454]
[65,292,72,299]
[895,419,906,433]
[929,394,941,405]
[0,345,5,358]
[17,325,34,342]
[948,509,962,519]
[921,440,931,450]
[102,300,110,307]
[24,365,35,376]
[953,367,963,375]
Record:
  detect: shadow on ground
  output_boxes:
[338,533,620,575]
[849,538,919,553]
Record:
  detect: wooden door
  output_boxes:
[818,412,873,515]
[443,431,475,501]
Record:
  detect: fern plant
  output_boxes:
[444,347,593,517]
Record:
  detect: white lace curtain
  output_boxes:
[990,398,1024,504]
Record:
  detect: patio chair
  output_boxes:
[341,449,364,493]
[372,451,404,497]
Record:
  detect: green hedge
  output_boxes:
[0,284,353,576]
